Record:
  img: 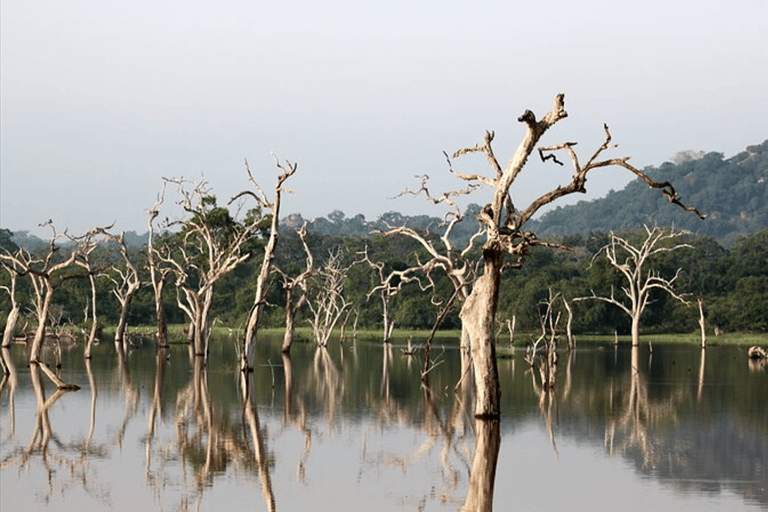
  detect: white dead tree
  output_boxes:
[275,222,314,354]
[439,94,702,417]
[306,248,353,348]
[158,177,259,359]
[575,226,692,347]
[68,225,113,358]
[146,182,173,347]
[0,223,83,389]
[233,158,296,371]
[358,243,425,343]
[104,232,142,348]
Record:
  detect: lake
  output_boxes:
[1,334,766,511]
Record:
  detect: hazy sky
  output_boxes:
[2,0,767,237]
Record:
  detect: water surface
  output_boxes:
[1,336,766,511]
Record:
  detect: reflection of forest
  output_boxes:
[1,339,766,510]
[530,344,768,507]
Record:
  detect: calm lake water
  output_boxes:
[1,334,766,511]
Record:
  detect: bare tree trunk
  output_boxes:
[506,316,515,345]
[2,270,20,348]
[114,293,133,346]
[563,297,575,350]
[84,273,99,359]
[697,295,707,349]
[29,281,54,364]
[240,160,295,371]
[460,260,502,418]
[2,305,20,348]
[630,313,641,347]
[281,287,302,353]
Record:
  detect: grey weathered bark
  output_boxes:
[576,226,692,346]
[237,158,296,371]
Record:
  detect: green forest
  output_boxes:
[2,140,767,341]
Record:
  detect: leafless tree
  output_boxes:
[68,225,113,358]
[436,94,701,417]
[234,158,296,371]
[306,248,353,348]
[525,289,562,391]
[104,231,142,348]
[146,182,173,347]
[157,177,259,358]
[0,223,82,388]
[575,225,692,346]
[275,222,314,354]
[358,244,425,342]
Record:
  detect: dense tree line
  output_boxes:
[3,224,767,340]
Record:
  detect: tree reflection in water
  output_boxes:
[1,337,766,510]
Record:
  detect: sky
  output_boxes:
[2,0,767,238]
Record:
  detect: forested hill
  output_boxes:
[525,140,768,246]
[9,141,767,250]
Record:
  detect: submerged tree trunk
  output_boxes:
[84,273,99,359]
[460,255,502,418]
[630,313,641,347]
[698,295,707,349]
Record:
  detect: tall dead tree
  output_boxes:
[358,244,425,343]
[235,158,296,371]
[576,226,692,346]
[104,231,142,348]
[442,94,702,417]
[159,177,260,358]
[306,248,353,348]
[275,222,314,354]
[69,225,113,358]
[147,183,172,347]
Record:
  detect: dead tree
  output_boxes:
[1,223,82,389]
[576,226,692,346]
[358,244,425,343]
[235,158,296,371]
[441,94,701,417]
[159,177,259,358]
[275,222,314,354]
[525,290,562,390]
[69,225,113,358]
[147,183,172,347]
[104,232,142,348]
[1,257,22,348]
[306,248,353,348]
